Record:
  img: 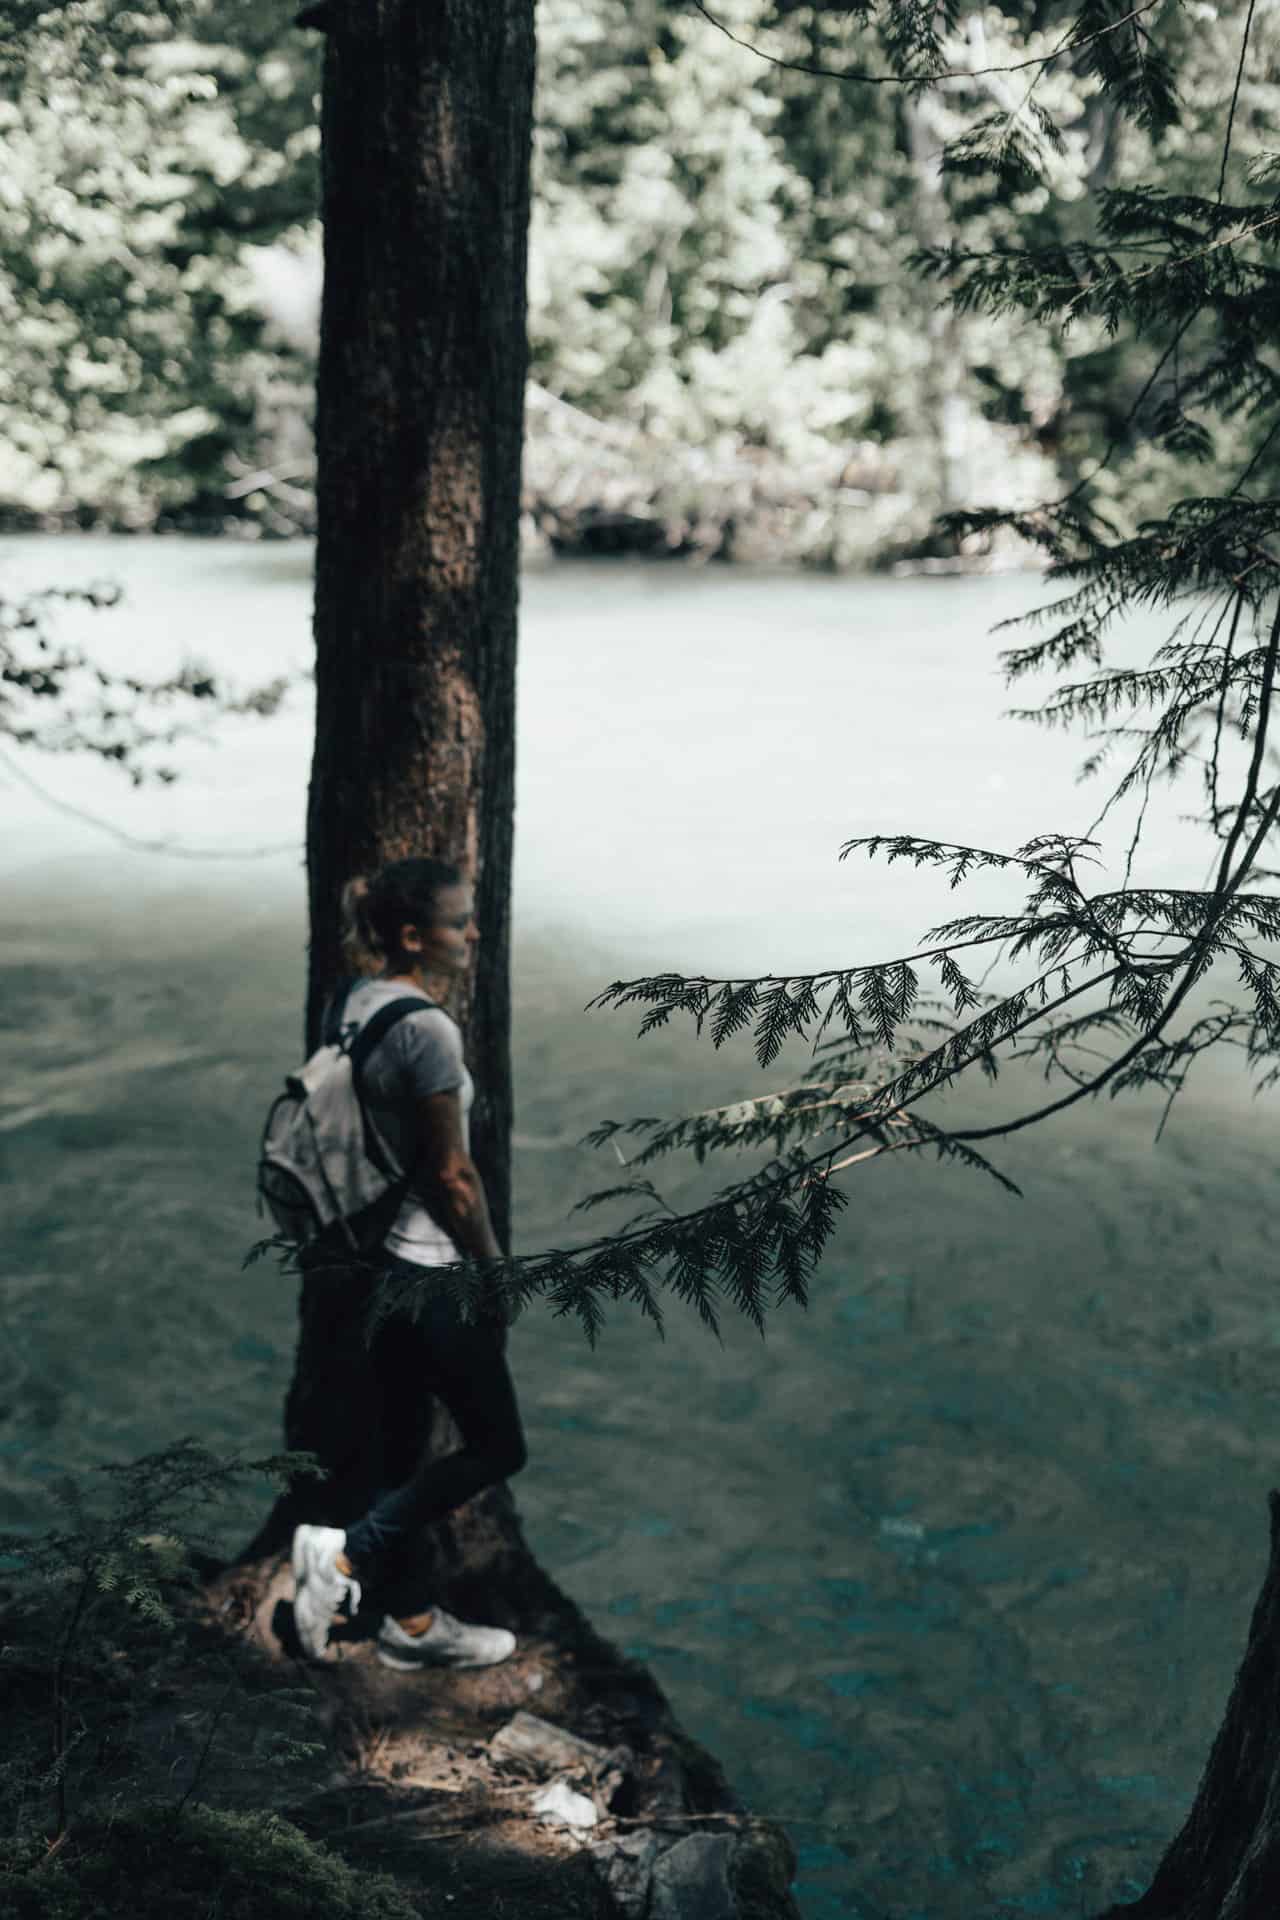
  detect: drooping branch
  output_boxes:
[344,563,1280,1342]
[0,587,290,787]
[687,0,1168,91]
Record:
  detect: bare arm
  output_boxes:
[409,1088,502,1262]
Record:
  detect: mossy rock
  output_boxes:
[0,1804,429,1920]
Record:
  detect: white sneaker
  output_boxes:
[291,1524,362,1659]
[376,1607,516,1672]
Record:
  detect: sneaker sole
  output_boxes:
[375,1642,515,1672]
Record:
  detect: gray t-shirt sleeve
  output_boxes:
[384,1007,466,1101]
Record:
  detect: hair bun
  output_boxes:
[340,857,462,975]
[339,873,381,973]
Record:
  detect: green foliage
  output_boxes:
[1073,0,1180,142]
[0,1439,325,1843]
[338,1,1280,1346]
[0,0,317,532]
[0,1435,317,1598]
[2,0,1265,561]
[0,1804,427,1920]
[10,0,1280,1346]
[526,0,1068,559]
[0,583,289,777]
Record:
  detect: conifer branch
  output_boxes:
[950,595,1280,1144]
[1208,589,1249,843]
[270,0,1280,1347]
[1217,0,1259,205]
[687,0,1165,89]
[0,743,300,861]
[0,586,290,787]
[1059,211,1280,319]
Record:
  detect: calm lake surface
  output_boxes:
[2,536,1277,1918]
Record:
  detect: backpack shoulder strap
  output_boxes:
[347,995,440,1083]
[346,994,443,1185]
[320,977,355,1048]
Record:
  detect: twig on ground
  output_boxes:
[39,1829,71,1867]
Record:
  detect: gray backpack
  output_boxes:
[257,990,429,1255]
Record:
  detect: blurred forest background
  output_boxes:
[4,0,1275,569]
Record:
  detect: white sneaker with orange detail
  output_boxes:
[376,1607,516,1671]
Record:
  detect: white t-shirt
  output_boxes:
[339,977,476,1268]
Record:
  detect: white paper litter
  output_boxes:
[531,1780,599,1831]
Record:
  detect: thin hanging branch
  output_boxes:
[687,0,1167,88]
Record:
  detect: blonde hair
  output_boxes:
[339,857,463,975]
[339,875,381,977]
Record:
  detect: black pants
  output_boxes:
[341,1253,527,1580]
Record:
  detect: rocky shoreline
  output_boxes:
[0,370,1048,577]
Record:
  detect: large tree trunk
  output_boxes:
[208,23,802,1907]
[234,0,534,1581]
[305,0,533,1171]
[1093,1493,1280,1920]
[200,10,1261,1913]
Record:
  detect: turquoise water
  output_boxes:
[2,539,1277,1917]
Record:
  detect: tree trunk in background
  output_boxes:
[213,24,803,1896]
[901,85,971,535]
[1094,1493,1280,1919]
[234,0,535,1577]
[306,0,534,1207]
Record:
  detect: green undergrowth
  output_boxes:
[2,1805,612,1917]
[0,1439,413,1920]
[1,1805,428,1920]
[0,1440,616,1920]
[0,1575,446,1920]
[0,1574,610,1919]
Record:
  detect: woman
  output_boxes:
[291,856,527,1668]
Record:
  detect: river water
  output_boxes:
[2,536,1277,1918]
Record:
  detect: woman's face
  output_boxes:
[398,883,478,979]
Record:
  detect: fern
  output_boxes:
[1,1440,324,1841]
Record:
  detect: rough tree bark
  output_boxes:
[202,7,1278,1913]
[234,0,533,1583]
[1094,1493,1280,1920]
[206,12,800,1911]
